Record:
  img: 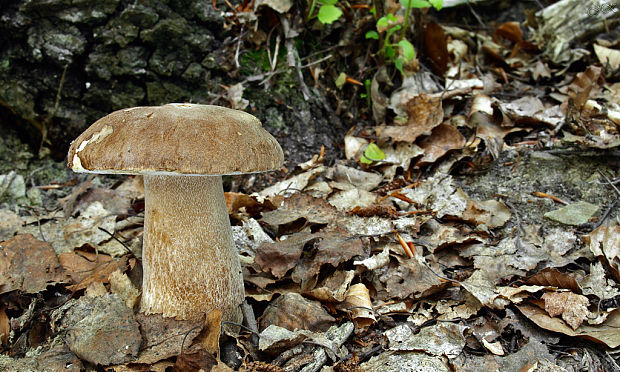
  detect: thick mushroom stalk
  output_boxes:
[140,174,244,322]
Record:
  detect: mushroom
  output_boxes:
[67,103,283,322]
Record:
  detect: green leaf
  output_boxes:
[385,24,401,41]
[428,0,443,10]
[398,39,415,61]
[335,72,347,89]
[320,0,338,5]
[365,30,379,40]
[360,143,386,164]
[394,57,404,75]
[317,4,342,24]
[384,45,395,60]
[400,0,430,8]
[376,16,389,29]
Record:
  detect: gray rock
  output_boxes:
[120,4,160,28]
[64,294,141,365]
[86,45,148,79]
[94,19,140,48]
[83,80,145,112]
[140,18,187,46]
[27,20,86,65]
[149,46,192,77]
[20,0,120,24]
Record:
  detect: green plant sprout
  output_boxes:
[365,0,442,75]
[360,143,386,164]
[360,79,371,107]
[307,0,343,24]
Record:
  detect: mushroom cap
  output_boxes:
[67,103,284,175]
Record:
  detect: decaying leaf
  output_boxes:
[259,293,336,332]
[291,229,365,288]
[0,234,67,294]
[258,324,310,354]
[59,249,130,292]
[380,256,448,300]
[386,322,467,359]
[541,291,589,330]
[135,313,204,364]
[525,268,581,293]
[460,270,509,309]
[579,262,620,301]
[584,222,620,281]
[416,124,466,166]
[379,94,444,143]
[460,198,511,228]
[518,305,620,348]
[307,270,354,302]
[567,66,601,110]
[543,201,599,226]
[255,232,314,279]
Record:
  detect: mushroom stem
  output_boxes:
[140,174,244,321]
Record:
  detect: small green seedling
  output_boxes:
[360,143,386,164]
[360,79,371,107]
[365,0,443,76]
[307,0,343,24]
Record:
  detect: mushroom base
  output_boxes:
[140,175,244,322]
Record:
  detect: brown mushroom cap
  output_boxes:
[68,103,283,175]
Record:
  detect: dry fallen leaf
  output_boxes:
[584,222,620,281]
[59,249,130,292]
[518,305,620,348]
[135,313,204,364]
[541,291,589,330]
[339,283,375,328]
[379,94,443,143]
[259,292,336,332]
[0,234,67,294]
[416,123,466,166]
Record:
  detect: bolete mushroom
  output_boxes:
[67,103,283,322]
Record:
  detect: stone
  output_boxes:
[64,294,141,365]
[26,20,86,65]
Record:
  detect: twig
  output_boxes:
[234,25,245,69]
[598,170,620,197]
[241,300,260,347]
[280,15,311,100]
[97,227,134,256]
[592,197,620,230]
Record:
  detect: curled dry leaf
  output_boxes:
[517,305,620,348]
[59,249,130,292]
[379,94,444,143]
[494,21,523,43]
[108,269,140,309]
[424,22,449,76]
[340,283,375,328]
[567,66,601,110]
[307,270,355,302]
[525,268,582,293]
[584,222,620,281]
[541,291,589,330]
[416,123,466,166]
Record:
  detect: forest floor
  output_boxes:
[1,0,620,371]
